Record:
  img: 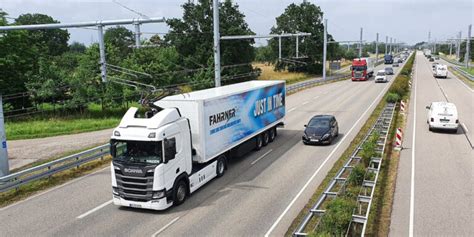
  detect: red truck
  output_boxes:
[351,57,375,81]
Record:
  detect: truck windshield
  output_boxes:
[353,66,366,71]
[111,140,163,165]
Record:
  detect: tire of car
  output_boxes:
[428,126,432,131]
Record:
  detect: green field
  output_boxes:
[4,103,132,140]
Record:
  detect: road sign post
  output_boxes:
[0,94,9,177]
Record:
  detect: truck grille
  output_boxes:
[354,72,363,78]
[114,166,155,201]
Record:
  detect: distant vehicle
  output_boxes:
[351,57,375,81]
[384,54,393,64]
[393,62,400,67]
[429,57,435,62]
[397,58,403,63]
[434,56,440,60]
[375,70,388,83]
[426,102,459,132]
[302,115,338,145]
[110,80,286,210]
[385,67,394,75]
[433,64,448,78]
[424,49,432,57]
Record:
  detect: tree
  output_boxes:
[104,26,134,58]
[15,13,70,56]
[166,0,258,85]
[255,45,275,63]
[269,2,338,74]
[69,41,86,53]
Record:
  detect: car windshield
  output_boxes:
[385,68,392,71]
[308,118,330,128]
[111,140,163,165]
[377,72,385,76]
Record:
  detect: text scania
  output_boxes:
[209,108,236,126]
[254,92,284,117]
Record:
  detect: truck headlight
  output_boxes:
[152,190,165,199]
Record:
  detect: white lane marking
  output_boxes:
[409,55,418,237]
[77,200,113,219]
[302,101,310,105]
[151,216,181,237]
[0,166,110,212]
[265,76,392,237]
[461,123,469,133]
[251,149,273,165]
[288,107,297,113]
[313,95,320,99]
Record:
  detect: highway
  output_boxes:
[390,52,473,236]
[0,60,408,237]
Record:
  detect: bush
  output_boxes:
[360,132,380,167]
[317,197,357,236]
[348,164,365,186]
[386,92,400,103]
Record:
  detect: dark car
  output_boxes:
[397,58,403,63]
[429,58,435,62]
[302,115,339,145]
[385,67,394,75]
[393,63,400,67]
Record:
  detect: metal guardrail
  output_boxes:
[450,66,474,81]
[293,103,396,236]
[287,73,351,94]
[0,144,109,193]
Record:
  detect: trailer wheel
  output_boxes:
[173,180,187,206]
[255,134,263,150]
[262,131,270,146]
[216,156,226,177]
[269,127,276,142]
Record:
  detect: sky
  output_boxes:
[1,0,472,46]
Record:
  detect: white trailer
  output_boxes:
[110,80,286,210]
[361,57,375,77]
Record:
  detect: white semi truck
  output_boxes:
[110,80,286,210]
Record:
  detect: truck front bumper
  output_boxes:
[113,195,173,210]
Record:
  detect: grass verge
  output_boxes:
[0,156,111,208]
[254,63,311,84]
[6,117,120,140]
[286,53,415,236]
[448,66,474,89]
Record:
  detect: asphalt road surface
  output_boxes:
[390,52,473,236]
[0,59,408,237]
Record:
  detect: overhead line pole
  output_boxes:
[466,24,472,69]
[375,33,379,63]
[385,36,388,54]
[213,0,221,87]
[323,19,327,80]
[359,27,363,58]
[0,95,8,177]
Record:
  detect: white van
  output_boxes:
[433,64,448,78]
[426,102,459,132]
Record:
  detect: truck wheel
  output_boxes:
[269,127,276,142]
[173,180,187,206]
[216,156,226,177]
[262,131,270,146]
[255,135,263,150]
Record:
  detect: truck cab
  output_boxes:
[351,59,369,81]
[384,54,393,64]
[110,107,193,210]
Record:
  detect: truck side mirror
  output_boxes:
[425,105,430,109]
[350,66,353,71]
[110,141,116,157]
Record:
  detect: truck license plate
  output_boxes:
[130,203,142,208]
